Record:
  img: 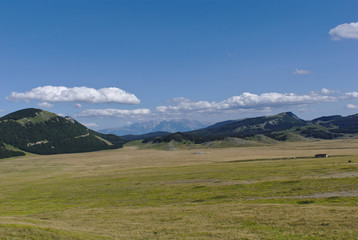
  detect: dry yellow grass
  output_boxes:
[0,139,357,239]
[6,138,358,173]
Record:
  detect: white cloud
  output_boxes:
[75,103,83,108]
[347,104,358,109]
[78,108,151,118]
[320,88,339,95]
[171,97,191,103]
[156,91,337,115]
[320,88,330,94]
[81,122,98,128]
[293,69,312,75]
[346,92,358,98]
[6,86,140,105]
[329,22,358,40]
[224,92,324,108]
[37,102,54,108]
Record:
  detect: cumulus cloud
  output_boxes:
[6,86,140,105]
[75,103,83,108]
[320,88,331,95]
[293,69,312,75]
[346,104,358,109]
[329,22,358,40]
[156,90,337,115]
[320,88,339,95]
[37,102,54,108]
[171,97,192,103]
[346,92,358,98]
[78,108,151,118]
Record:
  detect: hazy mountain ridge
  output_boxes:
[0,108,125,158]
[144,112,358,145]
[100,119,209,136]
[121,131,171,141]
[192,112,306,138]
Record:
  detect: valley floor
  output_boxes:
[0,139,357,239]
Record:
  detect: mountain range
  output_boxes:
[99,119,209,136]
[143,112,358,144]
[0,108,125,158]
[1,108,358,158]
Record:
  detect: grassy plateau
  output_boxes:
[0,139,357,239]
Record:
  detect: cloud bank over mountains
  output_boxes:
[5,85,358,121]
[70,88,358,119]
[155,91,337,115]
[78,108,151,118]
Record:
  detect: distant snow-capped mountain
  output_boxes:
[99,119,209,136]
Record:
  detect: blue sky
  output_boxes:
[1,0,358,129]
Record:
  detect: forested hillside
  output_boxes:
[143,112,358,144]
[0,108,125,158]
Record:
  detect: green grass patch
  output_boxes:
[0,143,357,239]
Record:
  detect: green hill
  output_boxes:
[0,108,125,158]
[144,112,358,145]
[193,112,306,138]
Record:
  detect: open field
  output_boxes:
[0,139,358,239]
